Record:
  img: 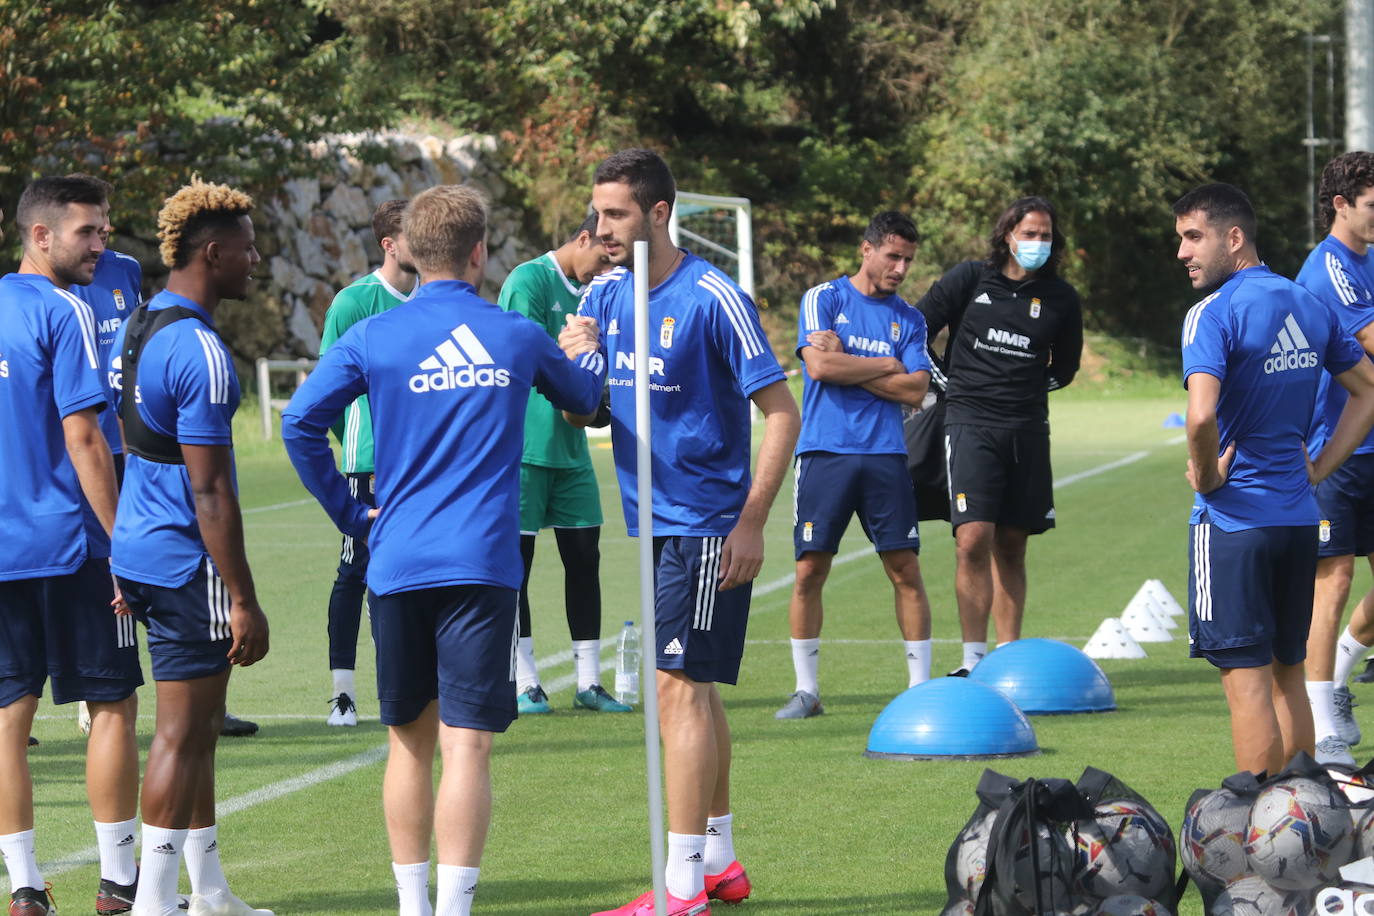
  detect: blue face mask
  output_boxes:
[1012,239,1051,271]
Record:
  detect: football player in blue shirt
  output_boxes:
[282,185,605,916]
[0,177,141,916]
[571,150,800,916]
[1176,182,1374,776]
[110,178,272,916]
[778,211,934,721]
[1294,151,1374,766]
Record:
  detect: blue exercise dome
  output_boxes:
[968,638,1116,715]
[864,677,1039,759]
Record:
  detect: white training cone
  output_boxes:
[1121,601,1173,642]
[1084,618,1148,660]
[1143,579,1186,618]
[1123,589,1177,631]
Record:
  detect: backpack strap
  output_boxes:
[119,304,202,465]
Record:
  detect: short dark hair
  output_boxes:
[986,196,1065,274]
[16,176,107,241]
[371,199,408,246]
[1172,182,1257,244]
[567,211,599,244]
[1318,151,1374,230]
[863,211,918,247]
[64,172,113,200]
[593,149,676,214]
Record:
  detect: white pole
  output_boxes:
[256,358,272,440]
[736,203,754,302]
[633,239,668,914]
[1350,0,1374,151]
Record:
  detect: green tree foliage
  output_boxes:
[0,0,387,263]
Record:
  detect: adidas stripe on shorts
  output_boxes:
[652,536,752,685]
[1187,515,1317,668]
[119,556,234,681]
[793,451,919,559]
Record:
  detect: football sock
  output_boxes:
[665,832,706,900]
[393,861,433,916]
[332,668,356,700]
[1335,628,1372,685]
[791,637,820,696]
[572,639,601,692]
[704,814,735,875]
[515,637,539,694]
[904,639,932,687]
[185,824,229,897]
[435,864,479,916]
[961,641,987,671]
[0,828,41,892]
[94,817,138,885]
[133,825,186,913]
[1308,680,1339,740]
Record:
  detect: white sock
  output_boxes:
[94,817,138,885]
[962,641,987,671]
[515,637,539,693]
[185,824,230,897]
[393,861,433,916]
[791,637,821,696]
[1309,680,1340,740]
[1336,628,1373,686]
[665,832,706,900]
[704,814,735,875]
[435,864,479,916]
[572,639,601,691]
[904,640,932,687]
[332,668,356,699]
[0,829,42,892]
[133,825,186,913]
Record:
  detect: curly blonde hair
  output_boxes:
[157,176,254,269]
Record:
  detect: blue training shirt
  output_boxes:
[72,249,143,454]
[281,279,605,596]
[0,272,109,578]
[795,274,930,455]
[1297,235,1374,457]
[1181,265,1363,531]
[578,251,787,537]
[109,291,240,588]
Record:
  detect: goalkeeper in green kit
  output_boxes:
[498,214,623,713]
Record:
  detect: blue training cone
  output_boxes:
[1162,412,1185,428]
[968,638,1116,715]
[864,677,1039,760]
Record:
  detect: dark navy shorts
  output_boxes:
[793,452,919,559]
[652,536,751,684]
[1315,453,1374,558]
[1188,519,1318,668]
[0,557,142,707]
[119,557,233,681]
[338,473,375,579]
[367,584,518,731]
[945,423,1055,534]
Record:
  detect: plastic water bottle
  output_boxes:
[615,620,640,705]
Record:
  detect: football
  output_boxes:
[1211,875,1308,916]
[953,809,997,899]
[1092,894,1173,916]
[1069,799,1175,899]
[1179,788,1252,885]
[1244,776,1354,891]
[1011,820,1076,912]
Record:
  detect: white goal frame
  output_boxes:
[669,192,754,300]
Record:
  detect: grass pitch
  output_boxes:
[25,388,1371,914]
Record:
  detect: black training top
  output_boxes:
[915,260,1083,431]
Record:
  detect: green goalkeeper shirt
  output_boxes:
[498,252,593,469]
[319,269,414,472]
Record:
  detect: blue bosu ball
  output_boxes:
[968,638,1116,715]
[864,676,1039,760]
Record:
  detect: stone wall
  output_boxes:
[126,131,536,368]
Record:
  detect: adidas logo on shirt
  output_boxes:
[663,637,684,655]
[835,312,850,325]
[974,293,992,304]
[607,319,621,336]
[1263,313,1318,375]
[409,325,511,392]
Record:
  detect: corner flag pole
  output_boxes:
[633,239,668,914]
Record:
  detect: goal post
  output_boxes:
[669,192,754,300]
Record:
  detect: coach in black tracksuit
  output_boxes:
[915,196,1083,674]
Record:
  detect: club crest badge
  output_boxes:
[803,521,814,542]
[1030,298,1041,319]
[956,493,968,513]
[1320,520,1332,543]
[660,316,676,349]
[113,289,127,311]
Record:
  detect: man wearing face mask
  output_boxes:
[914,196,1083,675]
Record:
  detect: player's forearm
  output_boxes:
[281,421,372,537]
[738,384,800,528]
[803,350,903,385]
[1185,410,1223,492]
[1315,388,1374,482]
[63,409,118,537]
[191,476,258,606]
[859,372,929,406]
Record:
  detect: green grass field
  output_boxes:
[25,388,1374,915]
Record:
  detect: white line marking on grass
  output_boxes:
[1165,434,1187,445]
[40,744,388,877]
[1053,450,1149,487]
[242,497,316,515]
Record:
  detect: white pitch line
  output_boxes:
[40,744,388,877]
[1053,450,1150,487]
[242,497,316,515]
